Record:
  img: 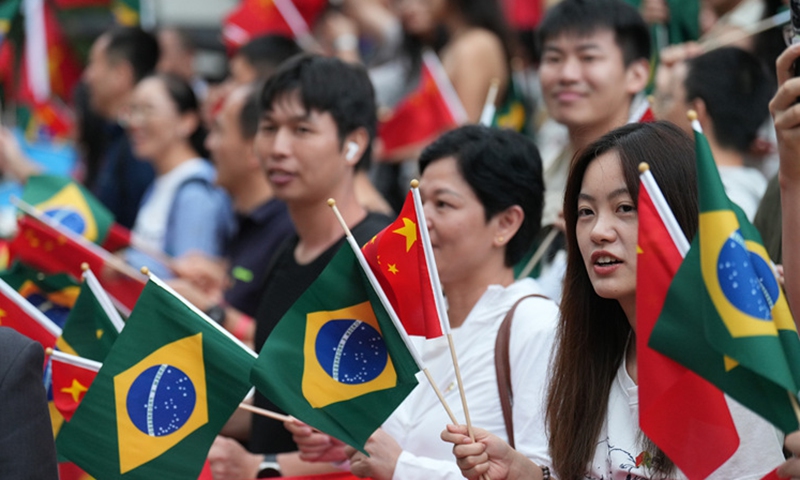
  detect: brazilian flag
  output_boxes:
[23,174,114,244]
[251,244,420,453]
[650,123,800,434]
[56,277,255,479]
[57,269,125,362]
[0,261,80,329]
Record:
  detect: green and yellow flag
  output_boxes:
[56,276,256,479]
[0,261,80,329]
[0,0,21,47]
[251,244,420,452]
[57,268,125,362]
[650,121,800,434]
[22,174,114,244]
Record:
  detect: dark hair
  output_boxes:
[536,0,650,66]
[234,34,302,81]
[238,87,260,140]
[104,26,160,83]
[418,125,544,267]
[258,54,377,166]
[685,47,774,153]
[549,121,697,480]
[160,26,195,53]
[149,73,208,158]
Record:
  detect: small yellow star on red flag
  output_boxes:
[388,264,399,275]
[61,378,89,403]
[393,218,417,252]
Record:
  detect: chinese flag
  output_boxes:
[378,57,459,160]
[50,351,99,421]
[222,0,327,52]
[10,215,145,312]
[362,190,442,338]
[0,279,60,349]
[637,173,739,479]
[101,222,132,252]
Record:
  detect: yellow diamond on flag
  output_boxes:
[302,301,397,408]
[113,333,208,474]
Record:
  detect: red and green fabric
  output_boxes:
[362,190,442,338]
[636,171,738,479]
[0,261,79,329]
[57,269,124,362]
[10,215,145,312]
[650,125,800,434]
[56,277,256,479]
[0,277,61,349]
[251,244,419,453]
[50,350,101,422]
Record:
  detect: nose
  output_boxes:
[559,56,581,83]
[589,212,617,245]
[271,126,292,159]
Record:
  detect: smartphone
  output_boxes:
[792,0,800,76]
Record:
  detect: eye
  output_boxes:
[259,123,277,133]
[577,206,594,217]
[580,55,598,63]
[295,124,313,134]
[618,203,636,214]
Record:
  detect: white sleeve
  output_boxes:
[508,297,559,469]
[392,450,472,480]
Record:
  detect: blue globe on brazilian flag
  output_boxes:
[22,174,114,244]
[56,278,255,479]
[251,244,419,453]
[650,122,800,434]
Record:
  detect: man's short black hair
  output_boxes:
[258,54,377,166]
[104,26,160,83]
[419,125,545,267]
[685,47,774,153]
[235,34,302,81]
[239,87,260,140]
[537,0,650,66]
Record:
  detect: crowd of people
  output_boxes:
[2,0,800,478]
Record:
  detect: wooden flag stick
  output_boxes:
[701,10,789,52]
[517,227,559,280]
[328,198,460,425]
[479,78,500,127]
[410,182,477,439]
[238,403,293,423]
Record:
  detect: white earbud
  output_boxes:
[345,141,359,162]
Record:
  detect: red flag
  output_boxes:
[501,0,543,30]
[628,97,655,124]
[50,351,100,421]
[378,51,467,160]
[101,222,132,252]
[222,0,327,53]
[362,191,442,338]
[637,169,739,478]
[10,215,145,312]
[0,278,61,349]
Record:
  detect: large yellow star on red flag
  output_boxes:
[61,378,89,403]
[393,218,417,252]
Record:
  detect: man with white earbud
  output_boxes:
[207,55,392,480]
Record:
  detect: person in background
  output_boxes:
[0,327,58,480]
[442,122,784,479]
[157,26,209,101]
[170,84,294,349]
[0,26,158,229]
[654,46,773,220]
[123,73,233,278]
